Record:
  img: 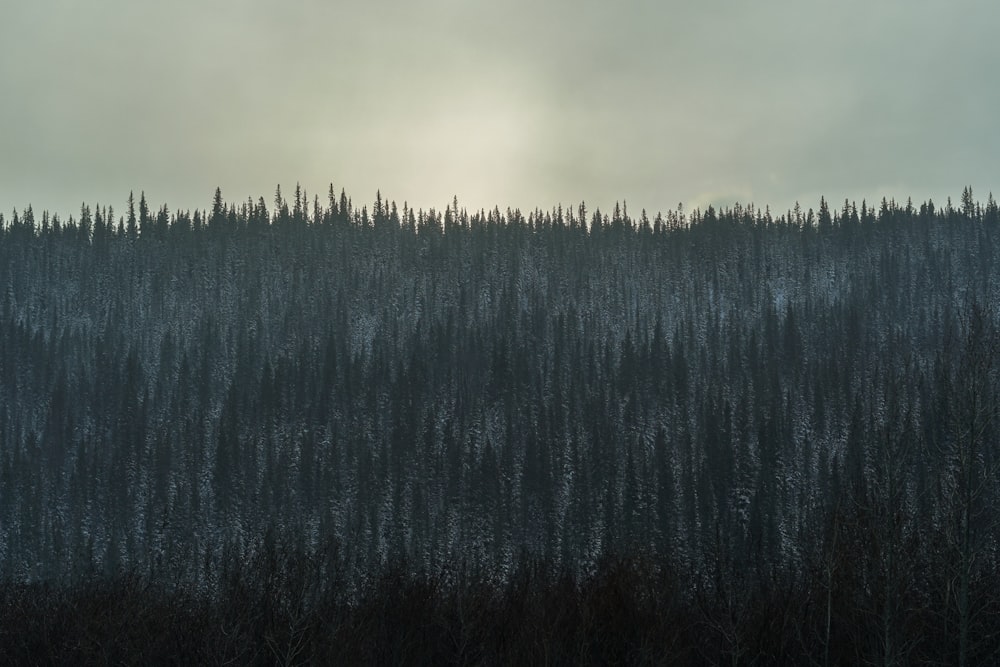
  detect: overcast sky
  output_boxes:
[2,0,998,221]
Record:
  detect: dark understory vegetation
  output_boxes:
[4,543,999,665]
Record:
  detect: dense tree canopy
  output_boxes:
[1,187,999,663]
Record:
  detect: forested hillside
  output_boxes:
[1,187,999,664]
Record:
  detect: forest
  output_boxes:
[0,185,998,664]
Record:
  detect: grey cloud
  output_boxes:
[1,0,998,220]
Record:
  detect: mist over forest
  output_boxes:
[1,186,999,664]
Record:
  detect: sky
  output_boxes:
[2,0,998,222]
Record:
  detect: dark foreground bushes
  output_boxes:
[3,548,996,665]
[0,557,755,665]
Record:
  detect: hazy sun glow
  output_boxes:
[392,90,541,211]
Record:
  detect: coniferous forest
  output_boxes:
[1,186,999,664]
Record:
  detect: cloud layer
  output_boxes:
[2,0,998,219]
